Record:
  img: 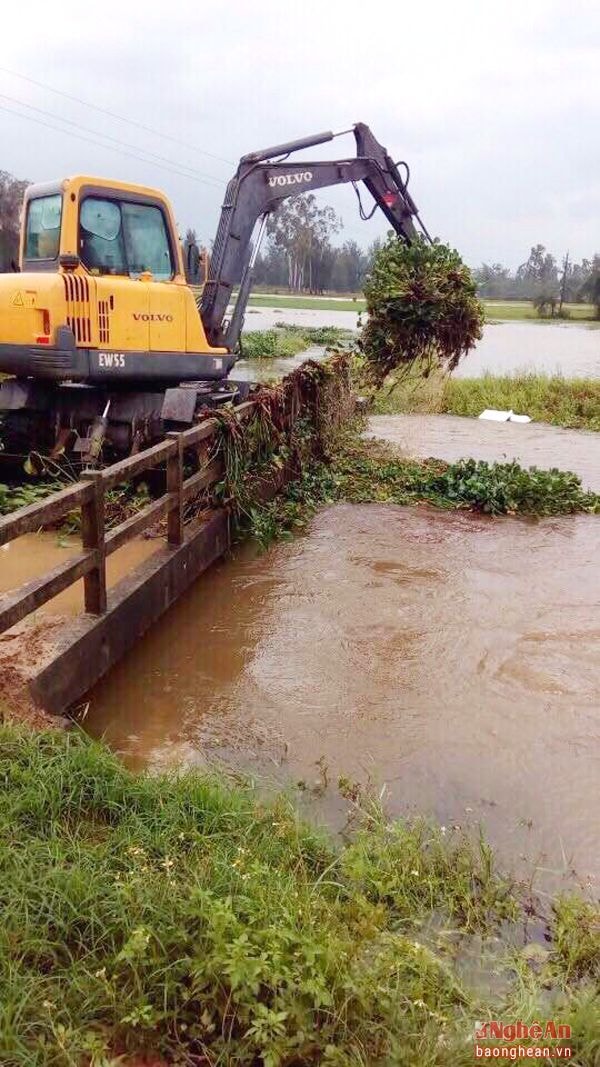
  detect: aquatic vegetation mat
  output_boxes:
[239,325,352,359]
[0,724,599,1065]
[242,431,600,548]
[361,237,484,385]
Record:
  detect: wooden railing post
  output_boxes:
[166,432,184,545]
[80,471,107,614]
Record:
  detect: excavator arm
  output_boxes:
[200,123,430,350]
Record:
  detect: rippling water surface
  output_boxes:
[83,504,600,892]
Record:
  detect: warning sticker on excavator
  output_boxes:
[12,290,36,308]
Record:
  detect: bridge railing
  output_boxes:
[0,352,353,643]
[0,404,263,636]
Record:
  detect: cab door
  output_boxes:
[119,199,184,353]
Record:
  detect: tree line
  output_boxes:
[1,172,598,314]
[474,245,600,315]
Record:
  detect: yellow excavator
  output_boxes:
[0,122,429,462]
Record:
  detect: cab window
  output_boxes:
[25,194,62,260]
[80,196,173,280]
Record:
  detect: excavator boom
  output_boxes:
[200,122,429,349]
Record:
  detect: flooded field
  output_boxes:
[82,503,600,893]
[235,344,326,384]
[243,307,600,378]
[368,414,600,491]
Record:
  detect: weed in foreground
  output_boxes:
[1,724,599,1066]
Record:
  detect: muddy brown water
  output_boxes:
[75,502,600,895]
[0,534,160,611]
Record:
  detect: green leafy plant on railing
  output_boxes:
[210,357,351,547]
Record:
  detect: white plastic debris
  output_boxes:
[478,409,513,421]
[478,409,532,423]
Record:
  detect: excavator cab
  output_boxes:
[0,175,232,382]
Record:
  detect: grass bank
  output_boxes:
[484,300,597,322]
[0,723,599,1066]
[445,375,600,431]
[247,294,365,313]
[240,325,353,359]
[372,370,600,432]
[246,294,598,323]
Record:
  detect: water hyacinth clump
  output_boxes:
[362,236,484,385]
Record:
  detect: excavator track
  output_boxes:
[0,378,255,480]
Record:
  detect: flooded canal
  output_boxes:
[83,503,600,893]
[235,344,327,384]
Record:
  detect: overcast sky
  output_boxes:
[2,0,598,269]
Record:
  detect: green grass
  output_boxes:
[484,300,597,322]
[240,328,311,359]
[445,375,600,431]
[1,723,599,1066]
[240,325,353,360]
[245,292,593,320]
[245,294,598,322]
[247,294,366,313]
[372,368,600,432]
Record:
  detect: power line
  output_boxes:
[0,66,235,167]
[0,102,227,188]
[0,91,225,188]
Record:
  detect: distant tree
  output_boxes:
[309,242,337,294]
[567,258,591,302]
[266,194,341,291]
[517,244,559,315]
[473,262,513,299]
[182,227,208,285]
[0,170,29,270]
[580,254,600,318]
[557,251,570,316]
[253,245,288,288]
[330,239,368,293]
